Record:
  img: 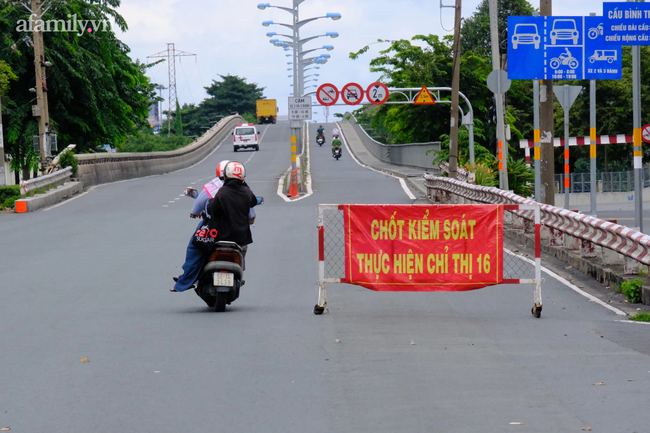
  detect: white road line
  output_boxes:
[504,249,627,317]
[338,123,416,200]
[43,128,232,212]
[163,205,168,207]
[399,178,417,200]
[168,201,175,203]
[615,320,650,325]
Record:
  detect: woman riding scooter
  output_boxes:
[172,160,257,293]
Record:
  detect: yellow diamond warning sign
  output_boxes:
[414,86,435,105]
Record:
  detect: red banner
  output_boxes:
[342,204,504,292]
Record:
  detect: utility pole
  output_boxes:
[147,44,196,136]
[447,0,462,180]
[31,0,50,175]
[0,92,5,185]
[539,0,555,205]
[488,0,508,189]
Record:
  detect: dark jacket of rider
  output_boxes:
[208,179,258,246]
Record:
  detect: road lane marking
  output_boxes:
[44,129,233,212]
[615,320,650,325]
[338,123,416,200]
[504,249,627,317]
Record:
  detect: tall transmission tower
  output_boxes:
[147,43,196,136]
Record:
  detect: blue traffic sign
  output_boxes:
[603,2,650,45]
[508,16,622,80]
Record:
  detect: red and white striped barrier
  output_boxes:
[424,175,650,274]
[314,203,543,318]
[519,134,633,148]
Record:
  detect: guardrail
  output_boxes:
[20,166,73,198]
[342,112,441,172]
[75,115,244,186]
[424,174,650,275]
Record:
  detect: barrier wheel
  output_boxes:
[313,304,325,315]
[531,305,542,319]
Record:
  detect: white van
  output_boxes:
[232,123,259,152]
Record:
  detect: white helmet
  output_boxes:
[216,160,230,179]
[224,161,245,180]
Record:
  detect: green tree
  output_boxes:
[180,75,265,137]
[0,0,157,179]
[460,0,536,58]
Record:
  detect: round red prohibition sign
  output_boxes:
[643,124,650,144]
[341,82,365,105]
[366,82,389,105]
[316,83,339,106]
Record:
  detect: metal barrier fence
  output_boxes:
[315,204,543,318]
[425,174,650,275]
[554,166,650,193]
[20,166,73,198]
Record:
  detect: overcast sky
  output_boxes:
[115,0,607,122]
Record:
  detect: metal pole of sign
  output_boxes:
[590,79,597,216]
[469,121,475,166]
[633,42,643,232]
[564,85,570,210]
[589,12,597,216]
[488,0,508,190]
[533,80,541,202]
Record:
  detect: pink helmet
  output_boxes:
[216,160,230,179]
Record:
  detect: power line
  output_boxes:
[147,43,196,136]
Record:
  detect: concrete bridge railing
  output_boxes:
[425,174,650,278]
[75,115,244,186]
[341,113,440,172]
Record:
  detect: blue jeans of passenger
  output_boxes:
[174,221,206,292]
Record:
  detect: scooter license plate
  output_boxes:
[213,272,234,287]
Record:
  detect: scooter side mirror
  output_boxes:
[184,188,199,199]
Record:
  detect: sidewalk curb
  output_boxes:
[15,181,84,213]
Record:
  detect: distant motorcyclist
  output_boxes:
[331,136,342,155]
[316,125,325,137]
[332,126,339,138]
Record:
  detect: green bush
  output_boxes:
[622,278,644,304]
[464,162,498,187]
[0,185,20,210]
[58,149,78,176]
[118,133,193,153]
[629,312,650,322]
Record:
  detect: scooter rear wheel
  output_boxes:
[214,292,228,312]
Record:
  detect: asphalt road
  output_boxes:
[1,122,650,432]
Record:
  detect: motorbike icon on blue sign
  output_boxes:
[550,48,579,70]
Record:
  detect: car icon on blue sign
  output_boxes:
[512,23,540,49]
[551,19,579,45]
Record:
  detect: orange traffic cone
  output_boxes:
[288,169,299,198]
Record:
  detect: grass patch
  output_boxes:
[629,312,650,322]
[0,185,20,210]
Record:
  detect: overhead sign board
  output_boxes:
[288,96,312,120]
[413,86,436,105]
[603,3,650,45]
[366,82,389,105]
[341,83,365,105]
[316,83,339,106]
[508,16,622,80]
